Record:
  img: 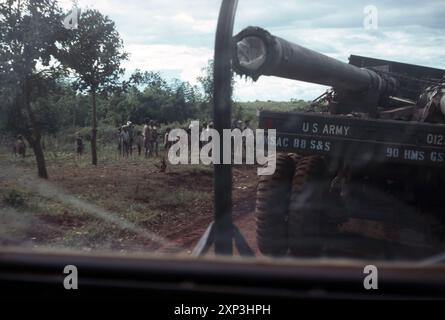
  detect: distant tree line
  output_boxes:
[2,71,211,132]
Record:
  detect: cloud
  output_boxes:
[171,13,216,33]
[123,44,212,84]
[59,0,445,101]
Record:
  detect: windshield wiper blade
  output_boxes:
[418,252,445,266]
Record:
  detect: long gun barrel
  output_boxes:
[232,26,392,94]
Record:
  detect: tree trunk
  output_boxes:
[22,129,48,180]
[21,78,49,179]
[30,138,49,179]
[91,90,98,165]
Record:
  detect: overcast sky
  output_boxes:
[60,0,445,101]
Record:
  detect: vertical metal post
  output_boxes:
[213,0,238,255]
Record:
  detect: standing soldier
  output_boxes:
[135,130,143,156]
[121,126,130,158]
[151,120,159,157]
[143,118,152,158]
[14,135,26,158]
[127,121,135,156]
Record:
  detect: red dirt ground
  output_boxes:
[47,160,259,254]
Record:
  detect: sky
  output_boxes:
[59,0,445,101]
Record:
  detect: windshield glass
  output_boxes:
[1,0,445,268]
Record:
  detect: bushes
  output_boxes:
[2,189,26,207]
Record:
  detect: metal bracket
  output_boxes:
[192,0,254,257]
[192,222,255,257]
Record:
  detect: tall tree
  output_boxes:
[60,9,127,165]
[197,59,234,120]
[0,0,65,179]
[197,60,215,107]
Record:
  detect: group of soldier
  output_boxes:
[117,118,161,159]
[11,118,252,162]
[117,118,252,159]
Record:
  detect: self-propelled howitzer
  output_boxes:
[230,26,445,258]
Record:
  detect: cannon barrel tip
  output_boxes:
[232,27,275,81]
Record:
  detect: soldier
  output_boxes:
[13,135,26,158]
[143,118,152,158]
[121,126,130,158]
[151,120,159,157]
[135,130,144,156]
[127,121,135,156]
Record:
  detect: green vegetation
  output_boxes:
[2,189,26,207]
[235,100,309,126]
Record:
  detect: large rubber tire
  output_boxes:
[288,155,329,257]
[256,153,299,256]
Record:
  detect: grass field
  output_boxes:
[0,142,258,255]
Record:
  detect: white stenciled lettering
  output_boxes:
[386,147,399,159]
[431,152,444,163]
[302,122,319,133]
[404,149,425,161]
[276,137,289,148]
[427,134,445,146]
[293,138,307,150]
[312,123,319,133]
[310,140,331,152]
[322,124,350,137]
